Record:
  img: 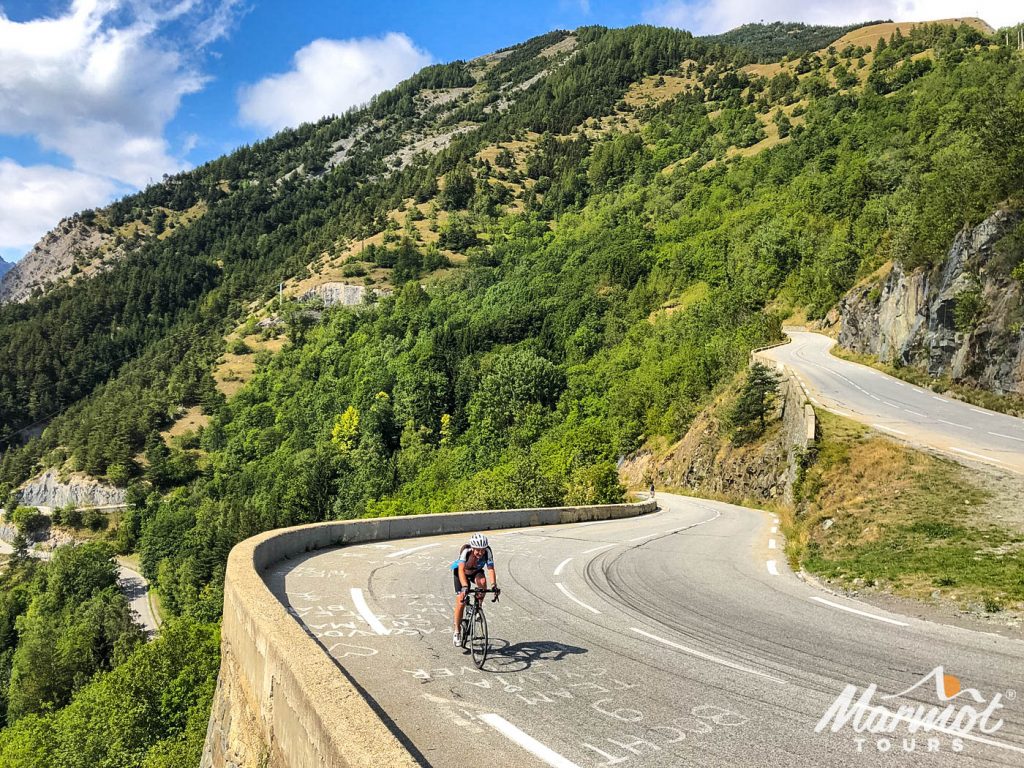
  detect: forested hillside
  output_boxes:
[1,17,1023,766]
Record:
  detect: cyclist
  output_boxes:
[451,533,499,645]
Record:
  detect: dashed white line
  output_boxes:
[932,396,948,402]
[553,557,572,577]
[581,543,615,555]
[868,394,881,401]
[902,408,927,417]
[872,423,907,435]
[766,560,779,576]
[809,596,908,627]
[770,525,778,534]
[883,401,902,409]
[938,419,972,430]
[480,714,582,768]
[768,538,777,550]
[385,543,440,558]
[556,583,601,614]
[350,588,390,635]
[970,407,990,415]
[631,628,787,685]
[951,447,1005,464]
[989,431,1024,443]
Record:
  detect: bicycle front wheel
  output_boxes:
[469,607,488,668]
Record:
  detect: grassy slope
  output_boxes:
[786,410,1024,613]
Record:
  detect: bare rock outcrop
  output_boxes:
[15,470,126,509]
[0,215,116,303]
[839,208,1024,394]
[620,363,813,505]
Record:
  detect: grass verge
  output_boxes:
[784,410,1024,613]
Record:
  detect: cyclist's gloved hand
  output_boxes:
[460,586,470,595]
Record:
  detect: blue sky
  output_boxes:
[1,0,1020,262]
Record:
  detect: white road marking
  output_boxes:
[385,543,440,558]
[872,423,907,435]
[768,539,777,549]
[970,407,989,415]
[350,588,390,635]
[868,394,881,401]
[951,447,1006,464]
[581,543,615,555]
[480,714,582,768]
[629,531,660,542]
[553,557,572,576]
[631,628,787,685]
[893,381,905,387]
[989,431,1024,443]
[902,408,927,417]
[938,419,972,430]
[809,596,908,627]
[771,525,778,534]
[766,560,779,576]
[556,583,601,614]
[884,401,902,409]
[932,396,948,402]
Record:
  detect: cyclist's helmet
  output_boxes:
[469,533,489,549]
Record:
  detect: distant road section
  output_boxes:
[761,331,1024,474]
[118,562,160,636]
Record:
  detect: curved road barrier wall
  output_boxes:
[202,499,657,768]
[752,345,817,503]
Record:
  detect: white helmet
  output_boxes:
[469,533,489,549]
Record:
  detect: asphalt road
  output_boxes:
[117,561,160,636]
[270,494,1024,767]
[760,332,1024,474]
[0,539,159,636]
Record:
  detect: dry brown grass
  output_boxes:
[214,334,286,397]
[624,73,697,108]
[161,405,209,442]
[827,18,992,53]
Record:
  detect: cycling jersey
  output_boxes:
[450,544,494,572]
[451,544,494,594]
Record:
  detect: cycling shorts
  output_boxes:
[453,567,486,594]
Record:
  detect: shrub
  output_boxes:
[10,506,48,538]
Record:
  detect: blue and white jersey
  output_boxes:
[450,544,495,571]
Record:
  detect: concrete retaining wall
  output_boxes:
[752,348,817,503]
[202,499,657,768]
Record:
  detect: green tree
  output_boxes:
[728,363,781,444]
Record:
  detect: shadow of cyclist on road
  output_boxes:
[481,639,587,673]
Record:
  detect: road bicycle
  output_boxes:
[459,587,500,668]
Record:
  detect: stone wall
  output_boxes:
[202,499,657,768]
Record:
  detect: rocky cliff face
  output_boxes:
[15,470,126,509]
[838,208,1024,394]
[0,216,116,303]
[620,364,813,505]
[0,257,12,278]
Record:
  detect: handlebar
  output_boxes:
[462,587,501,602]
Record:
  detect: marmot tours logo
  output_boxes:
[815,667,1017,756]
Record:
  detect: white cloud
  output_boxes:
[643,1,1023,35]
[238,33,433,133]
[0,159,119,248]
[0,0,241,253]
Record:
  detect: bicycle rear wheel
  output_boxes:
[469,607,488,668]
